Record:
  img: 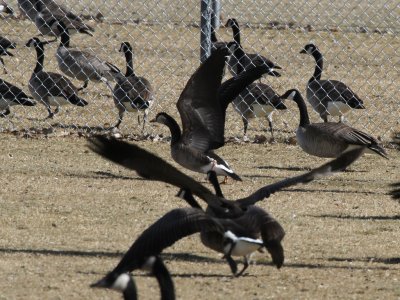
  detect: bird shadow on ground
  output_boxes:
[257,165,311,172]
[327,257,400,265]
[269,187,384,196]
[63,171,146,181]
[307,214,400,220]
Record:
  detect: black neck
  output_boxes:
[161,114,181,144]
[292,92,310,127]
[59,26,70,48]
[122,278,138,300]
[211,30,217,43]
[33,43,45,73]
[231,22,241,45]
[234,44,246,75]
[310,50,323,81]
[124,49,135,77]
[153,257,175,300]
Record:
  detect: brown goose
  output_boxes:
[151,47,279,181]
[300,44,365,122]
[113,42,153,130]
[89,136,366,276]
[26,37,87,118]
[225,18,281,76]
[280,89,387,159]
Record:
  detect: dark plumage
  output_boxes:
[152,47,279,180]
[0,36,16,74]
[112,42,153,130]
[26,37,87,118]
[0,1,14,15]
[0,78,36,116]
[280,89,387,159]
[300,43,365,122]
[225,18,281,76]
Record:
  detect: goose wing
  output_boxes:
[310,79,363,105]
[236,148,365,207]
[69,49,120,77]
[111,208,224,274]
[0,78,32,101]
[88,136,242,216]
[177,48,228,152]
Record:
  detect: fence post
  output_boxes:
[211,0,220,30]
[200,0,212,63]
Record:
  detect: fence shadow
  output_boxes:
[307,214,400,220]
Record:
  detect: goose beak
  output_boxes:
[149,117,157,123]
[90,277,109,288]
[300,49,307,54]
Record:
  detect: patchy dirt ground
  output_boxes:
[0,134,399,299]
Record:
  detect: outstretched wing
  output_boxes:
[236,148,365,207]
[111,208,224,273]
[177,48,228,152]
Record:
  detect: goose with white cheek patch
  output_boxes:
[89,136,366,276]
[280,89,387,159]
[151,46,280,184]
[26,37,87,118]
[300,43,365,122]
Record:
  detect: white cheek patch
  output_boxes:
[0,5,4,11]
[288,91,296,100]
[141,256,156,272]
[112,273,131,291]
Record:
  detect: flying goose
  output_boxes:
[0,1,14,15]
[280,89,387,159]
[225,18,281,76]
[112,42,154,130]
[34,1,94,40]
[300,43,365,122]
[151,47,280,181]
[0,35,16,74]
[92,255,174,300]
[56,21,120,90]
[229,42,286,137]
[0,78,36,116]
[26,37,88,118]
[89,137,366,276]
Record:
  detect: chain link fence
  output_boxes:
[0,0,398,142]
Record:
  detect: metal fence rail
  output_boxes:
[0,0,398,141]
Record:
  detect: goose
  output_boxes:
[88,136,366,276]
[210,26,228,52]
[34,1,94,40]
[92,255,174,300]
[18,0,83,21]
[300,43,365,122]
[56,21,120,90]
[0,78,36,116]
[280,89,387,159]
[229,42,286,137]
[389,134,399,200]
[0,36,16,74]
[0,1,14,15]
[112,42,154,130]
[151,47,279,182]
[26,37,88,118]
[225,18,281,76]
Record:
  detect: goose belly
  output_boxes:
[227,238,264,257]
[296,127,348,158]
[327,101,350,116]
[47,97,70,106]
[251,103,274,118]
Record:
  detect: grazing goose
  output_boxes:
[151,47,280,181]
[0,1,14,15]
[26,37,88,118]
[0,36,16,74]
[229,42,286,137]
[34,1,94,40]
[112,42,154,130]
[89,137,366,276]
[92,255,174,300]
[280,89,387,159]
[56,21,120,90]
[300,43,365,122]
[225,18,281,76]
[0,78,36,116]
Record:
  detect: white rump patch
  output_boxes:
[0,5,4,11]
[201,157,234,176]
[231,237,264,257]
[112,273,131,291]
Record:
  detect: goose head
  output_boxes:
[150,112,171,125]
[25,37,50,48]
[280,89,299,101]
[225,18,239,28]
[300,43,318,55]
[91,272,133,291]
[119,42,133,54]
